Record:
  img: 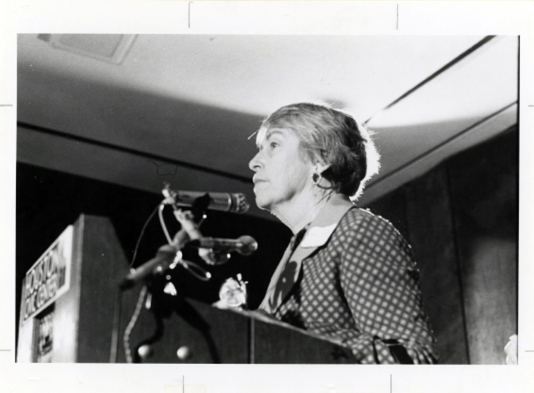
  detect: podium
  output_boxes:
[17,215,357,364]
[126,296,356,364]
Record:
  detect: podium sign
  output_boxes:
[20,226,73,324]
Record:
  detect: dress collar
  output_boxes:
[258,193,355,314]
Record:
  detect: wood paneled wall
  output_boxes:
[366,127,518,364]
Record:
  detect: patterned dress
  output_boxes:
[259,194,437,364]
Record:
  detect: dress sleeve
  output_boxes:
[337,211,437,364]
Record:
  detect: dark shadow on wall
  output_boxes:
[366,126,518,364]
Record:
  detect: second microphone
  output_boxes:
[187,236,258,256]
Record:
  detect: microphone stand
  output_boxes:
[110,239,183,363]
[114,198,213,363]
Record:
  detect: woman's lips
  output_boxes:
[253,176,267,184]
[253,179,267,192]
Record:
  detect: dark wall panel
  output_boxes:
[366,127,518,364]
[405,165,469,364]
[447,128,518,364]
[363,186,409,241]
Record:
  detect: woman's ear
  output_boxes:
[314,160,330,175]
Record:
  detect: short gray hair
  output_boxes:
[257,103,380,200]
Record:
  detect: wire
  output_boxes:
[130,203,161,268]
[158,203,173,244]
[180,259,212,281]
[123,285,148,363]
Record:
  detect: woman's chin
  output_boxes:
[254,195,272,211]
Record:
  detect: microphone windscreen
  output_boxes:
[230,193,250,214]
[237,235,258,256]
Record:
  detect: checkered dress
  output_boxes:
[264,207,437,364]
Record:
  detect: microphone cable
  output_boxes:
[111,203,159,362]
[130,202,161,268]
[160,203,212,281]
[123,285,148,363]
[158,202,173,245]
[179,259,211,281]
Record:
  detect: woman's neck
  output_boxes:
[271,190,333,234]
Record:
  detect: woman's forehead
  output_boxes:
[256,127,294,146]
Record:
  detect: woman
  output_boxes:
[248,103,437,364]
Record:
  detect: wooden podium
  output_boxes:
[125,296,356,364]
[17,215,356,364]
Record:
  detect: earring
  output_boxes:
[312,171,321,185]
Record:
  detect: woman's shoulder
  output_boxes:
[335,207,415,262]
[338,207,403,238]
[341,207,391,225]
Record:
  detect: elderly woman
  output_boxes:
[248,103,437,364]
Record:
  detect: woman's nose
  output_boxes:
[249,151,262,172]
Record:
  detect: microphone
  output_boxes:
[162,187,249,214]
[188,235,258,256]
[120,244,178,290]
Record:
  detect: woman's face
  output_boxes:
[249,128,314,212]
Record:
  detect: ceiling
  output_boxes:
[17,34,518,219]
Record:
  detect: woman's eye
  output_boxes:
[270,142,279,149]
